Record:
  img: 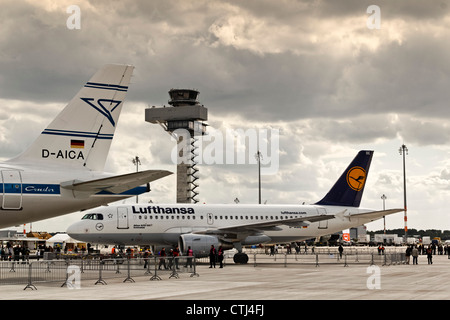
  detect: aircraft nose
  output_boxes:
[66,221,85,238]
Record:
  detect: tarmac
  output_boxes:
[0,254,448,302]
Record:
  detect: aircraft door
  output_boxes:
[207,213,214,225]
[1,170,23,210]
[117,207,129,229]
[317,207,328,229]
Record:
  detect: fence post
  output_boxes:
[123,258,135,283]
[169,257,179,279]
[190,256,199,277]
[24,262,37,290]
[150,256,162,281]
[95,261,107,285]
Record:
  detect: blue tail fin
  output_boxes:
[315,150,373,207]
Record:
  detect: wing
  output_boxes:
[60,169,172,194]
[193,214,335,238]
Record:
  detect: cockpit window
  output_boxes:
[82,213,104,220]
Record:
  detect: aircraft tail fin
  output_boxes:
[315,150,373,207]
[11,64,134,171]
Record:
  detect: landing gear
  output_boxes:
[233,252,249,264]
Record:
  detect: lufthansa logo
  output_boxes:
[346,166,366,191]
[95,223,104,231]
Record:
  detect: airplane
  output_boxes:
[0,64,171,229]
[67,150,403,263]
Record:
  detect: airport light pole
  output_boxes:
[381,194,387,234]
[132,156,141,203]
[399,144,408,241]
[256,151,262,204]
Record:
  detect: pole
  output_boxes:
[381,194,387,234]
[399,144,408,241]
[256,151,262,204]
[132,156,141,203]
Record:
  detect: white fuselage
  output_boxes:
[67,203,380,246]
[0,162,145,228]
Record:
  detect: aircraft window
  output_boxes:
[182,216,185,219]
[220,216,223,219]
[193,216,195,220]
[82,213,104,220]
[150,216,153,219]
[200,216,203,219]
[240,216,243,220]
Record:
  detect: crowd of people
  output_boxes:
[405,243,448,265]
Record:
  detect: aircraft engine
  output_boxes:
[178,234,233,257]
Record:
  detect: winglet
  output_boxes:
[315,150,373,207]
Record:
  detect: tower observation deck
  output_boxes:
[145,89,208,203]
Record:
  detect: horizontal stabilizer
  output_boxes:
[352,208,404,220]
[61,169,172,194]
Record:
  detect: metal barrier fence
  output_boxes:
[247,252,406,267]
[0,256,199,290]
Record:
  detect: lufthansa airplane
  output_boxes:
[0,64,171,229]
[67,150,402,263]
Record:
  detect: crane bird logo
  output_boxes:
[346,166,366,191]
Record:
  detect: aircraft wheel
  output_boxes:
[233,252,249,264]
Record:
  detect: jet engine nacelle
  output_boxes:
[178,234,233,257]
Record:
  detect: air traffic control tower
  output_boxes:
[145,89,207,204]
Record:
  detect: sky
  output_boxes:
[1,0,450,233]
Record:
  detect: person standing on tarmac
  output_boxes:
[209,245,216,268]
[217,246,224,268]
[412,245,419,265]
[405,246,412,264]
[427,245,433,264]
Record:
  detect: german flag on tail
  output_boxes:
[71,139,85,149]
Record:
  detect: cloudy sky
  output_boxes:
[1,0,450,233]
